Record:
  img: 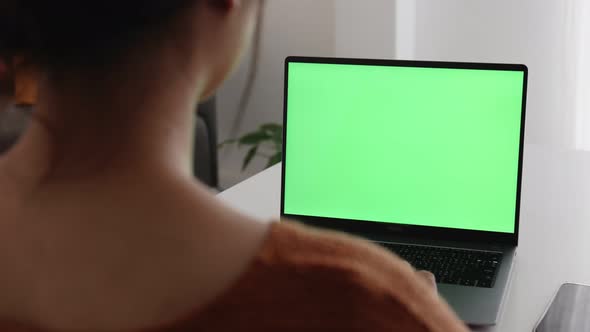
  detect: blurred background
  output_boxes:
[3,0,590,189]
[219,0,590,188]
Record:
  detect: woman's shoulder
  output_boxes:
[259,220,444,309]
[259,220,417,281]
[263,220,408,262]
[191,220,468,332]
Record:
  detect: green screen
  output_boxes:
[284,62,525,234]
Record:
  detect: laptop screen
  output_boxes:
[283,59,526,234]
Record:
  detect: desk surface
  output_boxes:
[218,143,590,332]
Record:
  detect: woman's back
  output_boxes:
[0,140,271,330]
[0,212,467,331]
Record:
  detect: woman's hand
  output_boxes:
[417,270,437,292]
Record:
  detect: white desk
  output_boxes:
[218,144,590,331]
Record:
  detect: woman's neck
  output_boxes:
[24,62,206,184]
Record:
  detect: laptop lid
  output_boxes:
[281,57,528,246]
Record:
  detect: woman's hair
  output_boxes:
[0,58,14,95]
[0,0,197,69]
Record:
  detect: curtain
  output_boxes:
[571,0,590,150]
[403,0,590,150]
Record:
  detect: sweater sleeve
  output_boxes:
[267,221,471,332]
[189,221,470,332]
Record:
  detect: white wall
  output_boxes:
[334,0,396,58]
[403,0,576,148]
[394,0,416,59]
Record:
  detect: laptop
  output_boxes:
[281,56,528,326]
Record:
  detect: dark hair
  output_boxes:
[0,0,197,68]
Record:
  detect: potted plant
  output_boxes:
[220,123,283,171]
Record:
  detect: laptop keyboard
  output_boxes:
[378,242,502,288]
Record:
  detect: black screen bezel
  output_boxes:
[281,56,528,246]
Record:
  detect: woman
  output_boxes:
[0,1,468,331]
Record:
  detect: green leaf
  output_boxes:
[239,130,271,146]
[272,135,283,150]
[261,123,283,134]
[217,139,237,149]
[259,123,283,150]
[242,146,258,171]
[271,129,283,145]
[266,151,282,168]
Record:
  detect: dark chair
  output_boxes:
[193,97,219,188]
[0,104,30,153]
[0,99,219,188]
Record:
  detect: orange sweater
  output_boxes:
[1,221,468,332]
